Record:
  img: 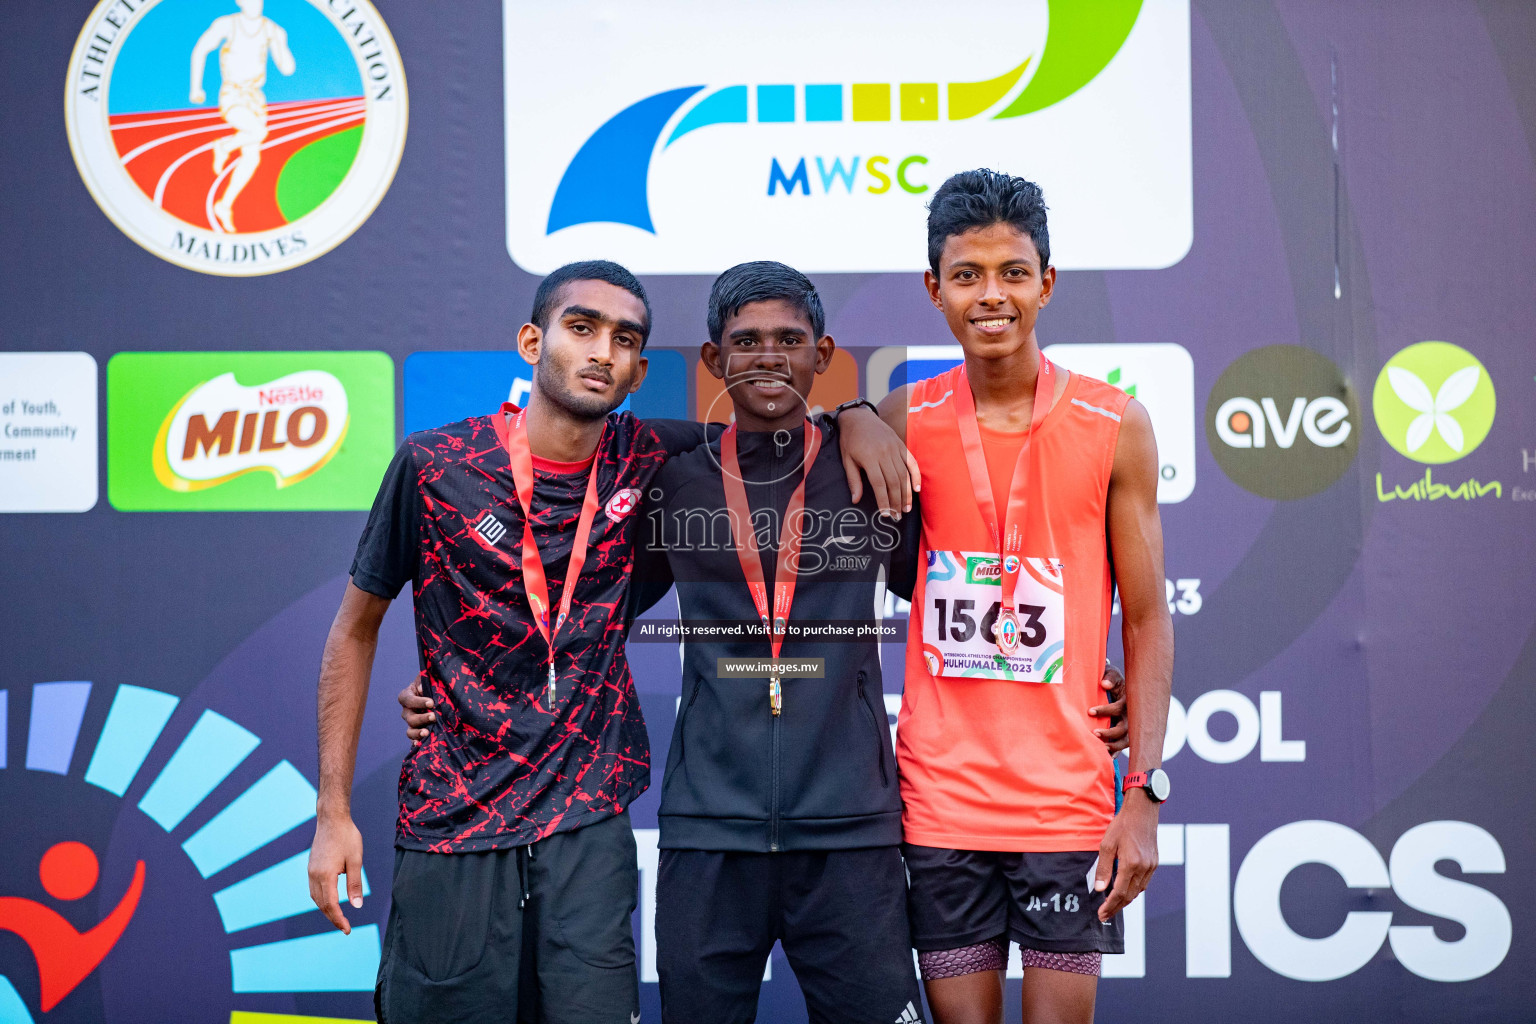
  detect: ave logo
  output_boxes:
[1212,396,1350,450]
[1207,345,1359,500]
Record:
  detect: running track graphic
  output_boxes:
[108,96,365,234]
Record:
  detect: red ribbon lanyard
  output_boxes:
[496,404,605,707]
[951,357,1057,649]
[719,421,821,716]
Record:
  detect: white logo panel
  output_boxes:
[504,0,1192,274]
[0,353,99,513]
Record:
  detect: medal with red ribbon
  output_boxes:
[495,403,605,708]
[951,356,1058,654]
[719,421,821,715]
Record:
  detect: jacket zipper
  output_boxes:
[856,671,889,786]
[770,714,781,851]
[769,433,789,852]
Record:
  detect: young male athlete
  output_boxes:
[309,260,910,1024]
[395,263,1130,1022]
[633,262,925,1023]
[854,170,1174,1024]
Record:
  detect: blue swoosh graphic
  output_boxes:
[546,86,704,234]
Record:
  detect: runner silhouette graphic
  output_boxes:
[0,842,145,1012]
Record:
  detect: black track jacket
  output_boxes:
[633,420,920,852]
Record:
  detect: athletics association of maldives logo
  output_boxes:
[0,681,379,1022]
[505,0,1193,274]
[65,0,407,276]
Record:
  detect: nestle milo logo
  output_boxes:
[966,557,1003,585]
[107,351,394,511]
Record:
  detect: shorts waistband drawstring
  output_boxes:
[516,843,532,909]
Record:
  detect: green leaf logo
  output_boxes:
[1107,366,1136,398]
[1372,342,1496,464]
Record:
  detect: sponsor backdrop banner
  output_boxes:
[1,1,1532,1021]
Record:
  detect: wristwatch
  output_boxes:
[1122,768,1171,803]
[833,397,879,418]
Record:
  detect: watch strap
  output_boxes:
[833,397,879,418]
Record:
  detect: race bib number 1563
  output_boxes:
[921,551,1066,682]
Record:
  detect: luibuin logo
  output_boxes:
[505,0,1193,274]
[1372,342,1500,503]
[107,351,394,511]
[0,681,379,1022]
[65,0,407,276]
[1373,342,1496,464]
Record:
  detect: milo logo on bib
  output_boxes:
[965,556,1003,585]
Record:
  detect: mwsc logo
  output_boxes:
[505,0,1191,274]
[65,0,407,276]
[1206,345,1359,500]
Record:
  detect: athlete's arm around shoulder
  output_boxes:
[626,453,683,621]
[834,386,919,517]
[638,417,721,460]
[873,384,913,444]
[1094,399,1174,922]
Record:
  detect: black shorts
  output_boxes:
[656,846,923,1024]
[902,844,1125,955]
[376,810,639,1024]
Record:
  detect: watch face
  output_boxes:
[1149,769,1172,802]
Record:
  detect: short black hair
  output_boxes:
[926,169,1050,275]
[706,261,826,344]
[530,260,652,345]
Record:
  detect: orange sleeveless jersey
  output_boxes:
[898,363,1129,852]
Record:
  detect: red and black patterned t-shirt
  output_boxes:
[351,410,700,852]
